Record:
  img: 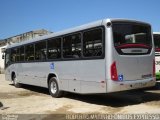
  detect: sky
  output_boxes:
[0,0,160,40]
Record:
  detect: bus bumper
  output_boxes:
[107,78,156,93]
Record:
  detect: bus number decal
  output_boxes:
[50,63,54,69]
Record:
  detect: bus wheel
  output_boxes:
[13,74,21,88]
[49,77,63,98]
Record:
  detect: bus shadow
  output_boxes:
[65,82,160,107]
[10,82,160,107]
[9,84,49,95]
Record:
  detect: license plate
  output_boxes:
[133,82,147,88]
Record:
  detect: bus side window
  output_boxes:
[11,48,17,62]
[16,47,20,61]
[83,28,103,57]
[63,33,81,59]
[48,38,61,59]
[35,41,47,61]
[25,44,34,61]
[20,46,25,61]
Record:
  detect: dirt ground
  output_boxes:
[1,74,160,119]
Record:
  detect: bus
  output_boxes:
[154,32,160,80]
[4,19,156,97]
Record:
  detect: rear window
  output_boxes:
[112,22,152,55]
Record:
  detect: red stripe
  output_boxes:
[115,44,151,49]
[155,48,160,52]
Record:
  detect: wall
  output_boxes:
[0,45,6,73]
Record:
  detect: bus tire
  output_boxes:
[13,74,21,88]
[48,77,63,98]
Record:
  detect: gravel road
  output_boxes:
[1,74,160,119]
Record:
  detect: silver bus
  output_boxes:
[4,19,156,97]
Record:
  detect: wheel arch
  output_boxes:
[47,73,59,88]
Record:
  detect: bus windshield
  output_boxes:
[154,34,160,52]
[112,22,152,55]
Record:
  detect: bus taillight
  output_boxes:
[111,61,118,81]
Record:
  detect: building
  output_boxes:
[0,29,52,73]
[0,45,6,73]
[4,29,52,45]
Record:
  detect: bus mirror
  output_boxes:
[2,54,4,59]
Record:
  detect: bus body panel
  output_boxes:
[21,62,48,87]
[5,59,106,94]
[106,78,155,92]
[116,55,154,81]
[106,52,156,93]
[49,59,106,93]
[105,20,156,93]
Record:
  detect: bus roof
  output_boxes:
[6,18,151,49]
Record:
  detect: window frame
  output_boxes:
[16,47,20,62]
[112,22,152,55]
[25,43,35,61]
[34,40,47,61]
[10,47,17,62]
[47,37,62,60]
[62,32,82,59]
[5,26,105,66]
[19,45,25,62]
[82,27,105,59]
